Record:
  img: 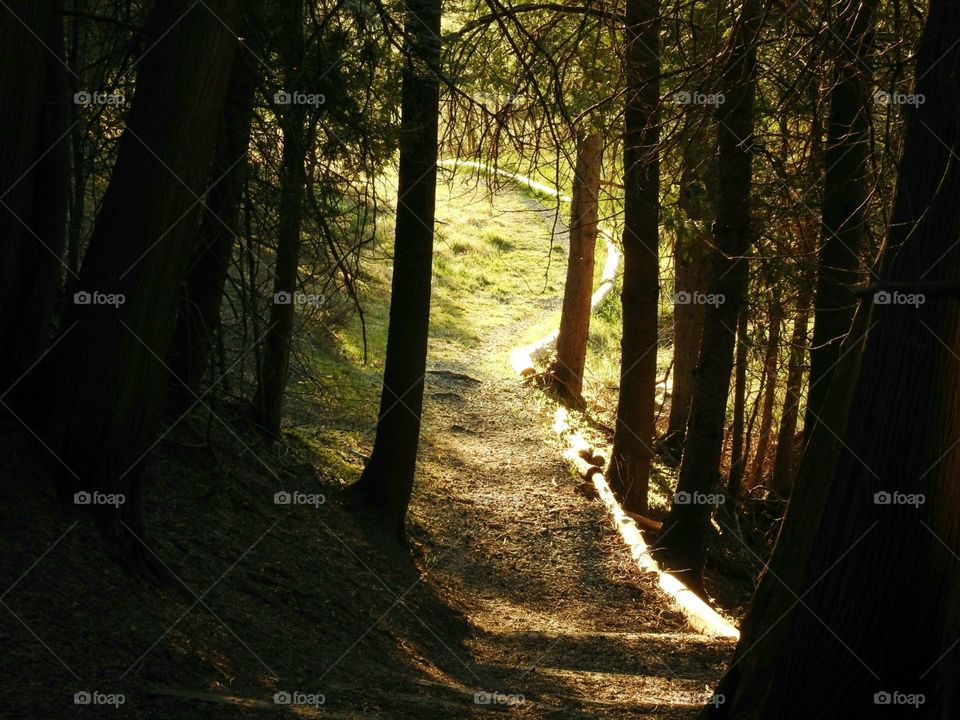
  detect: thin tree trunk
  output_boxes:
[748,294,782,486]
[0,0,69,390]
[655,0,763,592]
[805,0,877,428]
[606,0,660,515]
[41,0,240,576]
[551,131,602,406]
[353,0,441,541]
[703,2,960,712]
[727,302,750,495]
[770,293,811,497]
[250,0,307,437]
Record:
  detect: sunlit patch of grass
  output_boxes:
[296,166,571,443]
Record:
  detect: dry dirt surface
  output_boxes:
[398,312,737,717]
[0,184,735,719]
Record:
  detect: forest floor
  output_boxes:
[0,174,739,718]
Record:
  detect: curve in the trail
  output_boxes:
[436,158,620,374]
[438,156,739,641]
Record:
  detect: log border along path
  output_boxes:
[437,157,739,641]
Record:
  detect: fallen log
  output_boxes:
[541,407,740,638]
[590,471,740,639]
[563,447,603,480]
[568,434,605,467]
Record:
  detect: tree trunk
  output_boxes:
[805,0,877,428]
[250,0,307,437]
[66,0,85,275]
[655,0,762,592]
[666,129,715,457]
[169,16,259,412]
[40,0,240,576]
[666,227,712,452]
[727,301,750,496]
[0,0,69,391]
[353,0,441,541]
[551,131,602,406]
[703,2,960,713]
[770,293,811,497]
[748,294,782,487]
[606,0,660,515]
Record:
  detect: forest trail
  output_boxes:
[401,220,736,716]
[0,178,735,720]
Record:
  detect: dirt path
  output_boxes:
[404,287,736,717]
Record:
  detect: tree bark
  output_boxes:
[250,0,307,437]
[606,0,660,515]
[666,228,712,450]
[666,130,714,456]
[727,301,750,496]
[703,1,960,713]
[805,0,877,428]
[353,0,441,541]
[0,0,69,391]
[655,0,762,592]
[169,14,259,411]
[551,131,602,406]
[748,294,782,487]
[770,292,811,497]
[41,0,240,576]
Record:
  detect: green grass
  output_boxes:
[288,167,569,460]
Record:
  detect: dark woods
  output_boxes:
[1,0,958,716]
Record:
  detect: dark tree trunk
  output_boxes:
[169,17,259,412]
[666,227,712,452]
[353,0,441,541]
[727,301,750,496]
[748,294,782,487]
[771,292,811,497]
[606,0,660,515]
[40,0,240,576]
[551,131,602,406]
[655,0,762,591]
[0,0,69,391]
[66,0,85,275]
[250,0,307,437]
[805,0,877,428]
[666,130,715,456]
[703,2,960,713]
